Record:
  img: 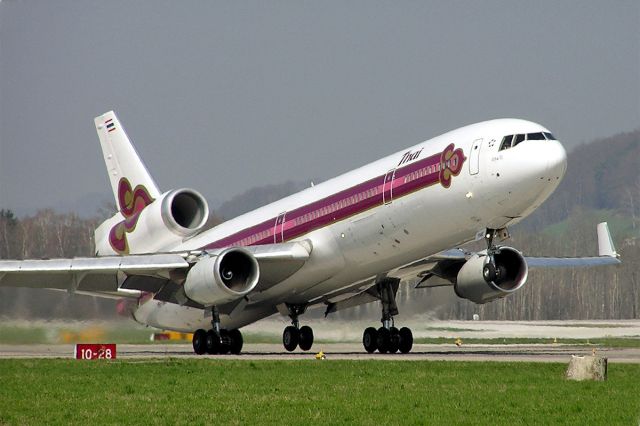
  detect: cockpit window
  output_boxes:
[498,131,556,151]
[527,132,545,140]
[499,135,513,150]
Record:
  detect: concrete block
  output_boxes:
[565,355,607,381]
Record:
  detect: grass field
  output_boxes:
[2,323,640,348]
[0,359,639,425]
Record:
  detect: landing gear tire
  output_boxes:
[206,329,221,355]
[193,329,207,355]
[399,327,413,354]
[363,327,378,353]
[219,329,231,354]
[283,326,299,352]
[298,326,314,351]
[388,327,400,354]
[376,327,390,353]
[483,263,497,282]
[229,329,243,355]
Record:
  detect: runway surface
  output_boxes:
[2,343,639,363]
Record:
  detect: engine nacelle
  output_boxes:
[454,246,528,304]
[184,248,260,306]
[95,188,209,255]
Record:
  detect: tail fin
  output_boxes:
[94,111,161,212]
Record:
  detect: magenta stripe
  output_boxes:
[204,146,463,250]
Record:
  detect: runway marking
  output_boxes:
[1,343,639,363]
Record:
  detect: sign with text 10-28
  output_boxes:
[74,344,117,360]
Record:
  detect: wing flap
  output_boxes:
[0,254,188,294]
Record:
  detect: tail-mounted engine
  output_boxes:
[95,188,209,255]
[454,246,528,304]
[184,248,260,306]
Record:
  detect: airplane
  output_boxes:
[0,111,620,355]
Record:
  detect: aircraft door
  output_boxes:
[273,212,286,243]
[469,138,483,175]
[382,169,396,204]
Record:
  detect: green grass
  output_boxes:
[0,326,49,344]
[0,324,156,345]
[3,324,639,348]
[413,336,640,348]
[0,360,638,425]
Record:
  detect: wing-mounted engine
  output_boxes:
[95,188,209,255]
[184,248,260,306]
[454,246,528,304]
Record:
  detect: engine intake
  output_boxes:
[161,189,209,236]
[184,248,260,306]
[94,188,209,255]
[454,246,528,304]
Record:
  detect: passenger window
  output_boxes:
[527,132,545,140]
[513,134,525,146]
[499,135,513,151]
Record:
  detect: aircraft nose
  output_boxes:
[546,139,567,179]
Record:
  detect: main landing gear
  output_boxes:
[361,278,413,354]
[282,304,314,352]
[192,307,244,355]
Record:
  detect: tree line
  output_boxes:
[0,206,637,321]
[1,129,638,321]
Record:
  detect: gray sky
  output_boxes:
[1,1,639,215]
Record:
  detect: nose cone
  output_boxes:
[522,139,567,210]
[505,138,567,182]
[546,140,567,181]
[485,137,568,220]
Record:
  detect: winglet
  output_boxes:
[597,222,618,258]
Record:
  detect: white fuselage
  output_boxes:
[133,119,567,331]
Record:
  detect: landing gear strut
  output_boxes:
[361,278,413,354]
[483,227,509,284]
[282,304,314,352]
[192,306,244,355]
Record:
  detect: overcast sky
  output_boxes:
[1,1,638,215]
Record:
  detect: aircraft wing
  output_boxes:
[319,222,620,314]
[0,241,312,302]
[412,222,620,286]
[524,222,620,268]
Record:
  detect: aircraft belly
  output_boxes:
[133,299,209,332]
[133,298,277,332]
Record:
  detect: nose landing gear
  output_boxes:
[483,227,509,283]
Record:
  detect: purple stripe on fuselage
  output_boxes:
[204,147,459,250]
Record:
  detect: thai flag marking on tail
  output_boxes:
[105,118,116,132]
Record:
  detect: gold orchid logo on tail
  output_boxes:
[439,144,466,188]
[109,178,155,254]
